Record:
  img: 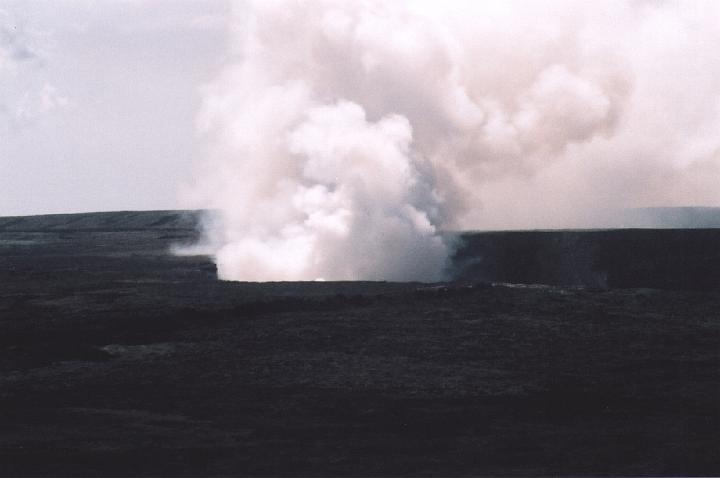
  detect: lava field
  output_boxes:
[1,211,718,476]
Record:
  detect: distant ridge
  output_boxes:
[0,210,202,232]
[3,208,720,290]
[3,206,719,233]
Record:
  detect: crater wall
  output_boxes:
[452,229,720,290]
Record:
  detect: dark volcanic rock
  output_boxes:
[0,210,200,232]
[453,229,720,290]
[0,210,719,477]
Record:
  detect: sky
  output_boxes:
[0,0,228,216]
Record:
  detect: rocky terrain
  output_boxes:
[0,210,718,476]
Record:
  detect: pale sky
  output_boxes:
[0,0,228,216]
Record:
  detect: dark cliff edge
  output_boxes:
[451,229,720,290]
[2,209,719,291]
[0,210,200,232]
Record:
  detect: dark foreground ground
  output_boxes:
[0,211,719,476]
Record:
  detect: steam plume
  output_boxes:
[189,0,720,281]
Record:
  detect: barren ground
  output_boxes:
[1,211,718,476]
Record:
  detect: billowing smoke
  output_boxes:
[188,0,720,281]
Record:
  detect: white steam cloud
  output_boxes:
[189,0,720,281]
